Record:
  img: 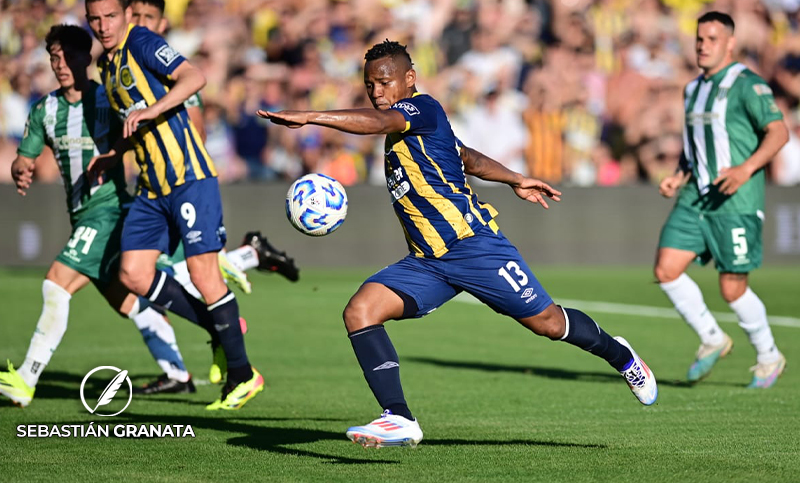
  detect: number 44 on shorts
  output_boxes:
[67,227,98,255]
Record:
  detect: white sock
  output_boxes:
[170,261,202,299]
[130,304,190,383]
[18,280,71,388]
[729,288,780,364]
[225,246,259,271]
[660,273,725,345]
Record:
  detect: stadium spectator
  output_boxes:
[2,0,800,186]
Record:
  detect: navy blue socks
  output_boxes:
[560,307,633,371]
[208,290,252,383]
[349,325,413,421]
[146,270,212,332]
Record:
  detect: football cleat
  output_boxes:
[747,352,786,389]
[132,373,197,395]
[241,231,299,282]
[687,333,733,382]
[218,251,252,294]
[208,341,226,385]
[614,337,658,406]
[0,361,35,408]
[346,410,423,448]
[205,368,264,410]
[208,318,247,384]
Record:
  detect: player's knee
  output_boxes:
[653,263,680,284]
[119,263,152,294]
[520,308,565,340]
[719,283,746,303]
[343,299,376,332]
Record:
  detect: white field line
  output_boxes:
[453,293,800,328]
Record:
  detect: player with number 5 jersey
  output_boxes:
[655,12,788,388]
[86,0,262,410]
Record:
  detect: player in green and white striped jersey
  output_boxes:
[1,24,199,406]
[654,12,788,388]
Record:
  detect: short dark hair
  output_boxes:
[364,39,413,70]
[85,0,128,8]
[698,11,734,33]
[130,0,164,14]
[45,24,93,56]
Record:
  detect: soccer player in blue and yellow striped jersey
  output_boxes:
[86,0,263,410]
[259,40,659,448]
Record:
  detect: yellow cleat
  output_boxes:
[206,368,264,410]
[0,361,35,408]
[218,251,252,295]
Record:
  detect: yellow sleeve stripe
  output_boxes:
[394,139,473,247]
[401,121,411,133]
[127,56,188,186]
[416,135,490,227]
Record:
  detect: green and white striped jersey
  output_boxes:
[18,81,129,220]
[679,62,783,214]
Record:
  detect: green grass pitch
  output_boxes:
[0,266,798,482]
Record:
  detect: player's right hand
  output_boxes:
[256,110,309,129]
[87,150,119,186]
[11,157,35,196]
[658,171,690,198]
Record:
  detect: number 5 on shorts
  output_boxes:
[732,227,748,256]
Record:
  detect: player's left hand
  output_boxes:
[256,110,309,128]
[124,106,159,138]
[512,178,562,209]
[713,164,752,196]
[87,150,120,185]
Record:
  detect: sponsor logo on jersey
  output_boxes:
[752,84,773,96]
[53,136,96,151]
[155,45,180,67]
[119,99,148,121]
[393,101,420,116]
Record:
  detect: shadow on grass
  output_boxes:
[406,356,742,388]
[425,439,606,449]
[117,412,398,465]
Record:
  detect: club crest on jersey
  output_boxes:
[119,66,136,90]
[155,45,180,67]
[393,101,420,116]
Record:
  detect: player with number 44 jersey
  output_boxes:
[655,12,788,387]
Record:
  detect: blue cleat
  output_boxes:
[747,353,786,389]
[687,334,733,383]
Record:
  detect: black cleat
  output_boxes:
[133,374,197,395]
[241,231,300,282]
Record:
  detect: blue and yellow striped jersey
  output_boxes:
[385,93,499,258]
[98,24,216,198]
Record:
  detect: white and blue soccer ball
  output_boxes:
[285,173,348,236]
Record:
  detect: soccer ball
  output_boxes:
[285,173,348,236]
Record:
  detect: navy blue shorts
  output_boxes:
[366,228,553,319]
[121,177,227,257]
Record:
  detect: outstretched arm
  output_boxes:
[256,108,407,135]
[460,146,561,209]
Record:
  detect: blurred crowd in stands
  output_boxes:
[2,0,800,187]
